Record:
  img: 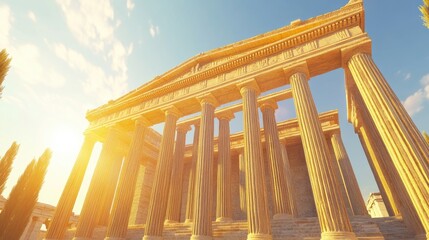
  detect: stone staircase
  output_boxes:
[371,216,416,240]
[64,216,417,240]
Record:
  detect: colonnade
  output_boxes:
[44,49,429,240]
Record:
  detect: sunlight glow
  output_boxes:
[48,125,81,157]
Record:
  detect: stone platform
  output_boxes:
[64,216,416,240]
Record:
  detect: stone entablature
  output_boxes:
[85,2,366,134]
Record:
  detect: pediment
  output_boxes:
[87,0,364,121]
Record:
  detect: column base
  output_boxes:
[273,213,292,220]
[215,217,233,222]
[190,235,213,240]
[414,233,429,240]
[164,219,178,224]
[184,219,192,223]
[104,237,125,240]
[142,236,163,240]
[321,232,356,240]
[247,233,272,240]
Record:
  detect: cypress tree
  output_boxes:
[0,149,51,240]
[421,0,429,29]
[0,49,11,98]
[0,142,19,195]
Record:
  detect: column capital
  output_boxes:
[177,124,192,133]
[237,78,260,96]
[132,116,152,127]
[259,99,278,111]
[161,105,182,118]
[216,110,235,121]
[196,93,219,107]
[283,61,310,81]
[340,42,372,68]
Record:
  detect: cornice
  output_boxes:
[86,3,364,122]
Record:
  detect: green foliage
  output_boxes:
[0,49,12,98]
[0,142,19,195]
[421,0,429,29]
[0,149,51,240]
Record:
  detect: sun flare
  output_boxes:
[48,126,81,157]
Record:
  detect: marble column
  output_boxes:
[143,107,181,240]
[98,152,124,226]
[238,80,272,240]
[289,69,355,240]
[44,135,96,240]
[238,150,247,216]
[191,94,218,240]
[346,52,429,236]
[350,88,425,235]
[260,100,293,219]
[215,111,234,222]
[165,125,190,223]
[185,123,200,223]
[73,128,124,240]
[280,144,298,217]
[105,118,151,240]
[330,132,367,216]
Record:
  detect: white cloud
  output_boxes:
[10,44,66,88]
[28,11,37,22]
[403,89,425,116]
[404,73,411,81]
[149,23,160,37]
[53,43,127,103]
[0,4,12,47]
[127,0,135,12]
[56,0,115,52]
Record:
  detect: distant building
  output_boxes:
[366,192,389,218]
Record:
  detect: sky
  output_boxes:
[0,0,428,215]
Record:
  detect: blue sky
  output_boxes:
[0,0,428,214]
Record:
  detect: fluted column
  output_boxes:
[330,132,367,216]
[185,123,200,223]
[98,152,124,226]
[238,80,272,240]
[215,111,234,222]
[44,135,96,240]
[351,87,425,235]
[260,100,293,219]
[165,125,191,223]
[191,94,218,240]
[73,128,123,240]
[280,144,297,217]
[143,107,181,240]
[238,150,247,216]
[289,69,355,240]
[105,118,151,240]
[346,52,429,236]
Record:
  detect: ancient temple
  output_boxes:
[44,1,429,240]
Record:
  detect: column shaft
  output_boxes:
[347,53,429,234]
[144,109,180,239]
[238,151,247,217]
[216,116,233,222]
[331,133,367,216]
[185,124,200,222]
[165,126,189,223]
[352,88,425,234]
[240,84,272,240]
[290,72,355,239]
[73,129,123,239]
[45,136,95,240]
[105,119,149,239]
[280,145,297,217]
[191,97,217,240]
[98,153,123,226]
[261,103,292,219]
